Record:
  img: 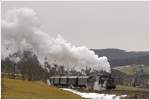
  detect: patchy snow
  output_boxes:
[120,94,127,98]
[61,88,127,100]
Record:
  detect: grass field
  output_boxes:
[101,85,149,99]
[113,65,149,75]
[116,85,148,91]
[115,85,149,99]
[1,78,82,99]
[2,78,149,99]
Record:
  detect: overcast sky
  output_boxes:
[1,1,149,51]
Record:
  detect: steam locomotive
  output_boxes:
[48,73,116,90]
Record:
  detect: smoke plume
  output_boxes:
[2,8,111,73]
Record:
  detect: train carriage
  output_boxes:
[60,76,68,87]
[68,76,78,87]
[49,74,116,90]
[49,77,54,85]
[78,76,88,87]
[53,76,60,86]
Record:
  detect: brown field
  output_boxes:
[2,78,82,99]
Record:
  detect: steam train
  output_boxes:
[48,73,116,90]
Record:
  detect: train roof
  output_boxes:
[78,76,89,78]
[50,76,89,78]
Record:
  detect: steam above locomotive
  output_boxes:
[2,8,116,91]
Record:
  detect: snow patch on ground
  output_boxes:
[61,88,127,100]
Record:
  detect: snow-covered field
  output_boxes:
[61,88,127,100]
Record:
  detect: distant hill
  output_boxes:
[91,48,149,67]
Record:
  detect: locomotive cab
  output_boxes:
[106,76,116,90]
[98,74,116,90]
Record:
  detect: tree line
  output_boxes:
[1,50,90,81]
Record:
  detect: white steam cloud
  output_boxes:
[2,8,111,73]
